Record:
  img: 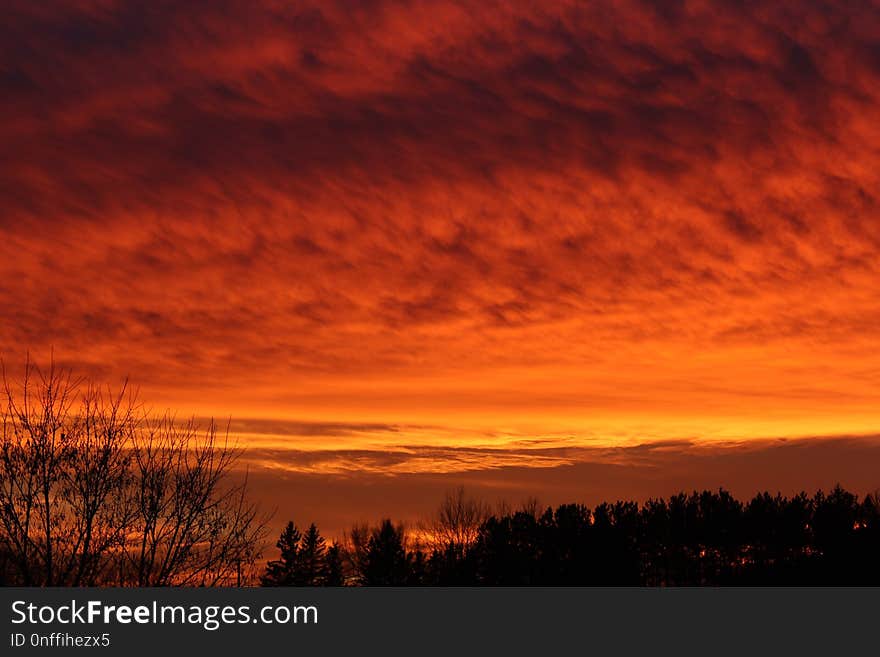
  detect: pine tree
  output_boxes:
[363,519,409,585]
[261,521,301,586]
[324,543,345,586]
[295,523,327,585]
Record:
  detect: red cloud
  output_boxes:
[1,0,878,455]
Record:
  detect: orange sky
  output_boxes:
[2,0,880,534]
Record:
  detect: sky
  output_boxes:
[2,0,880,536]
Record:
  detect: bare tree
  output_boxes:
[0,357,267,586]
[57,382,138,586]
[0,359,136,585]
[343,522,371,584]
[418,486,490,552]
[123,415,267,586]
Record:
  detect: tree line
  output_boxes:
[263,486,880,586]
[3,360,879,587]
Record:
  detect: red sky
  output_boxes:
[2,0,880,535]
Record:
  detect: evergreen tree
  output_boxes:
[260,486,880,587]
[296,523,327,585]
[363,519,409,585]
[261,521,301,586]
[324,543,345,586]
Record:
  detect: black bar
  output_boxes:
[0,587,873,655]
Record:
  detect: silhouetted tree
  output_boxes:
[296,524,327,586]
[255,488,880,587]
[812,485,860,583]
[425,487,880,586]
[363,519,409,585]
[324,543,345,586]
[407,548,429,585]
[474,510,544,585]
[420,486,489,552]
[261,522,301,586]
[0,358,267,586]
[124,415,265,586]
[6,361,880,588]
[343,522,370,582]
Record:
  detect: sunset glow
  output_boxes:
[3,0,880,534]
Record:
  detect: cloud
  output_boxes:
[241,433,880,538]
[0,0,878,445]
[222,417,406,437]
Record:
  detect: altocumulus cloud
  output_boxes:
[0,0,879,450]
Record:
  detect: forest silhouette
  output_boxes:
[262,485,880,586]
[1,360,878,587]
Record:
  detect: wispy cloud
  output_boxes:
[1,0,879,448]
[241,433,880,537]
